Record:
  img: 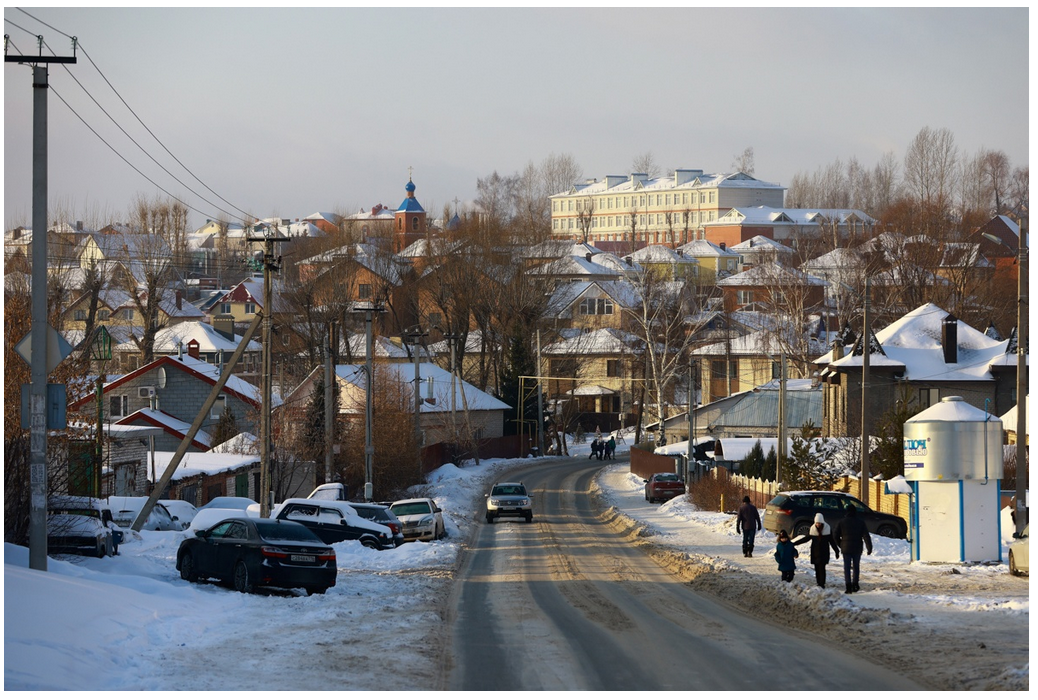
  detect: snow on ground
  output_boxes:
[4,436,1029,690]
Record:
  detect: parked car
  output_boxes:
[159,500,198,531]
[176,516,336,595]
[763,491,908,539]
[1009,525,1029,576]
[644,473,685,503]
[390,498,445,541]
[308,483,349,502]
[271,498,395,550]
[107,496,180,531]
[47,495,119,558]
[349,502,405,548]
[484,482,533,523]
[197,496,259,512]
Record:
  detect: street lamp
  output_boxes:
[352,303,384,501]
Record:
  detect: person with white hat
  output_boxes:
[792,512,841,588]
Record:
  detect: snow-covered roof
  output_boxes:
[115,408,212,450]
[676,239,736,258]
[542,327,644,355]
[906,396,1001,424]
[715,206,876,226]
[114,321,260,354]
[728,236,795,254]
[826,303,1015,381]
[334,363,510,413]
[152,450,259,480]
[716,260,828,288]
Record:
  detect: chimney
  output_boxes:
[213,313,235,341]
[719,242,727,251]
[942,314,958,364]
[831,338,844,361]
[586,252,593,262]
[175,289,182,310]
[625,256,633,267]
[76,220,84,232]
[187,339,200,360]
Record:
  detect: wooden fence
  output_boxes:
[726,469,910,521]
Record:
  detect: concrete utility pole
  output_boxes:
[1015,234,1028,537]
[247,229,288,517]
[324,322,335,484]
[777,352,787,488]
[8,41,77,572]
[860,278,872,507]
[354,305,384,502]
[406,327,428,479]
[536,329,545,456]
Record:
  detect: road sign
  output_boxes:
[15,325,74,374]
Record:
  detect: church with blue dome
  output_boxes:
[394,176,427,253]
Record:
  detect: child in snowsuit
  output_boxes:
[774,529,798,582]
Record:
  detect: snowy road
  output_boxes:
[448,459,923,691]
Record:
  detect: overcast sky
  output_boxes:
[3,7,1029,230]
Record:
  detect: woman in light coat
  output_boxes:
[791,512,841,588]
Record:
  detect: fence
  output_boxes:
[726,470,911,522]
[629,446,682,480]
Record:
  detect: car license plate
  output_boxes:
[291,554,315,563]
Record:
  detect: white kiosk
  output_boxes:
[903,396,1003,563]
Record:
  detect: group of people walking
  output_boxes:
[738,496,873,593]
[589,435,615,460]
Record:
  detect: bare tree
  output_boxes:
[631,151,659,179]
[980,149,1012,215]
[903,126,959,235]
[575,195,596,244]
[731,146,755,175]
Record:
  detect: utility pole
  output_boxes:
[406,327,428,479]
[324,321,335,484]
[536,329,545,456]
[778,352,787,488]
[860,278,872,507]
[8,40,77,572]
[1015,232,1028,536]
[247,229,288,517]
[443,331,462,442]
[354,305,384,501]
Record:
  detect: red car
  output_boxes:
[644,473,685,503]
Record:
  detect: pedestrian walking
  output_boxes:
[606,435,616,460]
[736,496,762,557]
[589,438,600,460]
[832,504,872,593]
[774,530,798,582]
[791,513,840,588]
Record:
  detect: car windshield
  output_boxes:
[492,485,526,496]
[255,521,322,543]
[655,474,680,482]
[393,502,431,515]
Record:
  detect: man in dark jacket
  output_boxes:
[736,496,762,557]
[833,504,872,594]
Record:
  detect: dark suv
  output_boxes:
[763,491,907,540]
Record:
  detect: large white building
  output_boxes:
[549,170,785,249]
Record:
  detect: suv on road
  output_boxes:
[485,482,533,523]
[763,490,907,540]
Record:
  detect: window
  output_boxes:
[606,360,621,377]
[219,303,231,315]
[110,395,129,418]
[358,284,372,299]
[738,290,754,305]
[918,388,939,408]
[578,298,614,315]
[428,312,442,328]
[244,302,257,315]
[117,308,134,321]
[551,359,578,377]
[411,216,419,231]
[73,309,87,321]
[210,394,226,419]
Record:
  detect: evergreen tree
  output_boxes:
[741,440,766,479]
[873,387,919,479]
[497,325,538,436]
[764,446,778,481]
[210,405,239,449]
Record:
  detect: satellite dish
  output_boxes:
[156,366,166,389]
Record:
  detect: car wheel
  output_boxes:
[436,524,446,540]
[1009,551,1019,576]
[233,560,254,594]
[877,524,899,539]
[486,512,495,524]
[360,537,381,550]
[180,552,198,582]
[525,513,533,523]
[306,587,328,595]
[792,521,812,538]
[96,542,106,558]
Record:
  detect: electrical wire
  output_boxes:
[9,10,262,227]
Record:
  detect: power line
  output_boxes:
[10,10,257,224]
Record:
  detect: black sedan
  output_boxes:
[176,517,336,595]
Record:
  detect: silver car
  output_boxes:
[485,482,533,523]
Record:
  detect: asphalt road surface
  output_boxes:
[447,458,924,691]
